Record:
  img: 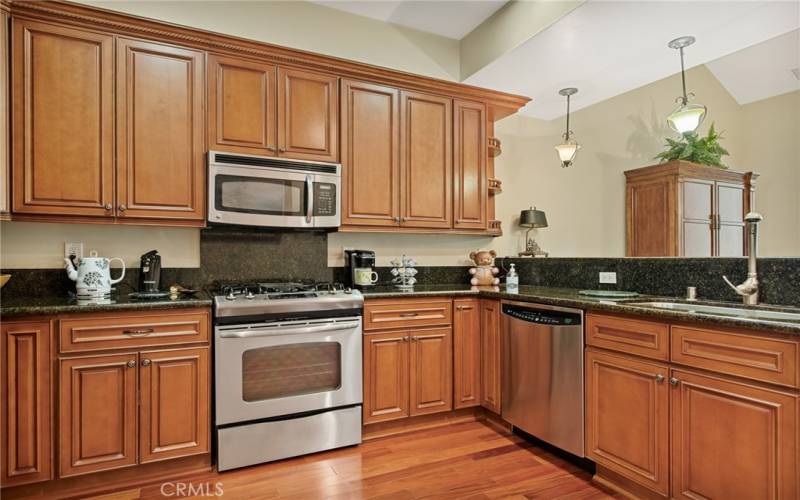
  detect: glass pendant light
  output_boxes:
[666,36,707,134]
[554,87,580,168]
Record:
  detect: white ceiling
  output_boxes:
[463,0,800,120]
[311,0,507,39]
[706,29,800,105]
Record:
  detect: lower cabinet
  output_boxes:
[59,347,210,476]
[1,321,52,487]
[585,349,670,495]
[453,299,481,409]
[409,328,452,416]
[480,300,501,413]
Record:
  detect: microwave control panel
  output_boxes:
[313,183,337,216]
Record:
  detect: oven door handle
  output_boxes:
[218,321,360,339]
[305,174,314,224]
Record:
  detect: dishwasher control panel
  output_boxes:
[502,304,582,326]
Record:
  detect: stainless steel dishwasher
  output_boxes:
[501,300,584,457]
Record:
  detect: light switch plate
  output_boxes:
[64,242,83,259]
[599,272,617,284]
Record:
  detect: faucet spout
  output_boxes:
[722,212,762,305]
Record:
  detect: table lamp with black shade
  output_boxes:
[518,207,549,257]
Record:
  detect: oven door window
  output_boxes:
[215,174,306,216]
[241,342,342,402]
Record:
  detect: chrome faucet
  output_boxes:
[723,212,763,305]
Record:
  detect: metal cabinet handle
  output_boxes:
[267,146,277,152]
[655,374,665,383]
[669,377,680,386]
[457,305,474,311]
[118,204,127,212]
[402,336,409,342]
[104,203,113,211]
[411,336,418,341]
[394,217,401,223]
[126,360,136,368]
[399,312,418,318]
[123,328,154,336]
[141,359,151,367]
[279,147,286,153]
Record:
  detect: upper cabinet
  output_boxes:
[1,9,10,219]
[277,67,338,162]
[208,54,277,156]
[12,20,115,218]
[453,100,487,230]
[399,90,452,229]
[116,38,205,221]
[625,161,757,257]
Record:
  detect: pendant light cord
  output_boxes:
[564,94,571,141]
[679,47,688,105]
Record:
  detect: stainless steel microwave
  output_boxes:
[208,151,340,229]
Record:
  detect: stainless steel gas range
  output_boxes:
[212,281,363,471]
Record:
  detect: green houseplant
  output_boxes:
[654,123,730,168]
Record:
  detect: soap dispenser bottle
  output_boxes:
[506,263,519,292]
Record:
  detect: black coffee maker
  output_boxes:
[138,250,162,293]
[344,249,377,289]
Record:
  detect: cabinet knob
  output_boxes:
[669,377,680,386]
[141,359,151,367]
[279,147,286,153]
[118,204,127,212]
[104,203,113,211]
[655,374,665,383]
[126,360,136,368]
[267,146,277,152]
[402,336,409,342]
[394,217,401,223]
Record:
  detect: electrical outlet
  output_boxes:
[64,242,83,260]
[599,272,617,284]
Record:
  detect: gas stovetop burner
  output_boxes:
[214,281,349,299]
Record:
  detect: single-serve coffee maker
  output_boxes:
[345,249,378,289]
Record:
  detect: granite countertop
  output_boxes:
[362,285,800,335]
[1,291,212,316]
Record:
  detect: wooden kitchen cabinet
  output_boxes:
[340,79,401,226]
[277,67,338,162]
[116,38,205,222]
[453,100,487,230]
[1,9,10,219]
[1,321,52,487]
[11,19,115,218]
[453,299,481,408]
[139,347,210,463]
[59,352,139,477]
[585,349,670,496]
[409,328,453,416]
[363,331,410,424]
[207,54,277,156]
[480,299,501,413]
[670,368,798,499]
[625,161,756,256]
[399,90,452,228]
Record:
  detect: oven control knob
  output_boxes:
[344,287,352,294]
[225,292,236,301]
[245,291,255,300]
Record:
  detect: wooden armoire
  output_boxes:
[625,160,757,257]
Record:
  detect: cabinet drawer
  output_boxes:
[59,309,210,353]
[586,313,669,361]
[364,299,452,331]
[671,325,799,388]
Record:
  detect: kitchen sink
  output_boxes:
[625,301,800,325]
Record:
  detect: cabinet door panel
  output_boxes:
[117,38,205,221]
[277,67,338,162]
[717,182,745,256]
[586,349,669,495]
[453,100,487,229]
[409,328,452,416]
[341,79,400,226]
[671,369,798,500]
[400,91,452,228]
[12,20,114,217]
[139,347,209,463]
[1,322,52,486]
[627,179,674,256]
[1,10,10,217]
[454,299,481,408]
[208,54,276,155]
[364,332,409,424]
[480,300,501,413]
[681,179,713,257]
[59,353,138,477]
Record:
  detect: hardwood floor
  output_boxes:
[86,421,617,499]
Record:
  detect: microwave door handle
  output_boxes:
[305,175,314,224]
[218,321,360,339]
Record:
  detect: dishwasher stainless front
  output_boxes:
[501,300,584,457]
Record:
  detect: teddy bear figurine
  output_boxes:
[468,249,500,286]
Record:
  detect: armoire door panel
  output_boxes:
[682,221,713,257]
[12,20,114,217]
[59,353,138,477]
[1,321,52,487]
[116,38,205,221]
[409,328,452,416]
[139,347,209,463]
[341,79,400,226]
[716,182,745,256]
[627,180,673,256]
[400,91,452,228]
[453,100,487,229]
[208,54,276,155]
[277,67,338,162]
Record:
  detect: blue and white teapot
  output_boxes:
[65,251,126,297]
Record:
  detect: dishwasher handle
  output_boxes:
[502,303,582,326]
